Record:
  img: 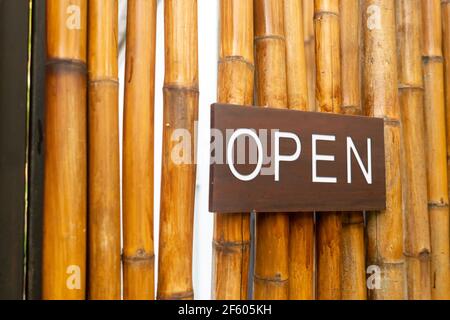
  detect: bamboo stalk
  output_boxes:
[362,0,405,300]
[253,0,290,300]
[339,0,367,300]
[212,0,253,300]
[303,0,316,112]
[43,0,87,299]
[396,0,432,300]
[421,0,450,300]
[123,0,157,300]
[87,0,121,300]
[444,0,450,220]
[314,0,342,300]
[283,0,314,300]
[157,0,199,300]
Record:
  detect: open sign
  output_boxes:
[209,104,386,213]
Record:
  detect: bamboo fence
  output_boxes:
[3,0,450,301]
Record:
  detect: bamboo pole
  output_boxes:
[396,0,432,300]
[253,0,290,300]
[87,0,120,300]
[283,0,314,300]
[339,0,367,301]
[43,0,87,299]
[421,0,450,300]
[444,0,450,221]
[313,0,342,300]
[212,0,253,300]
[303,0,316,112]
[123,0,157,300]
[362,0,405,300]
[157,0,198,300]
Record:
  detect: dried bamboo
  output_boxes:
[444,0,450,216]
[284,0,314,300]
[339,0,367,300]
[362,0,405,300]
[43,0,87,299]
[253,0,290,300]
[396,0,431,300]
[212,0,253,300]
[157,0,198,300]
[123,0,157,300]
[303,0,316,112]
[421,0,450,300]
[314,0,342,300]
[87,0,120,300]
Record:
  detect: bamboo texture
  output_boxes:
[212,0,253,300]
[303,0,316,112]
[421,0,450,300]
[253,0,290,300]
[284,0,314,300]
[339,0,367,300]
[363,0,405,300]
[123,0,157,300]
[444,0,450,223]
[43,0,87,300]
[157,0,199,300]
[314,0,342,300]
[87,0,121,300]
[396,0,431,300]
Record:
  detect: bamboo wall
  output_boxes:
[1,0,450,300]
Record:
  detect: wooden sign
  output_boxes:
[209,104,386,213]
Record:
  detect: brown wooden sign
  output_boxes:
[209,104,386,213]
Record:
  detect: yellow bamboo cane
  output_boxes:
[421,0,450,299]
[157,0,199,300]
[212,0,253,300]
[87,0,121,300]
[43,0,87,300]
[339,0,367,301]
[314,0,342,300]
[363,0,405,300]
[396,0,432,300]
[123,0,157,300]
[253,0,290,300]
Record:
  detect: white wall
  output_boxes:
[118,0,217,300]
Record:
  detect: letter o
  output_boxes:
[227,129,263,182]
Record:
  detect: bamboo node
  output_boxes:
[403,250,431,261]
[254,34,285,43]
[163,84,199,94]
[383,117,401,127]
[212,240,250,252]
[428,201,449,209]
[218,56,255,70]
[46,58,87,73]
[254,274,288,284]
[422,55,444,63]
[398,84,424,91]
[157,290,194,300]
[313,11,339,20]
[123,249,155,263]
